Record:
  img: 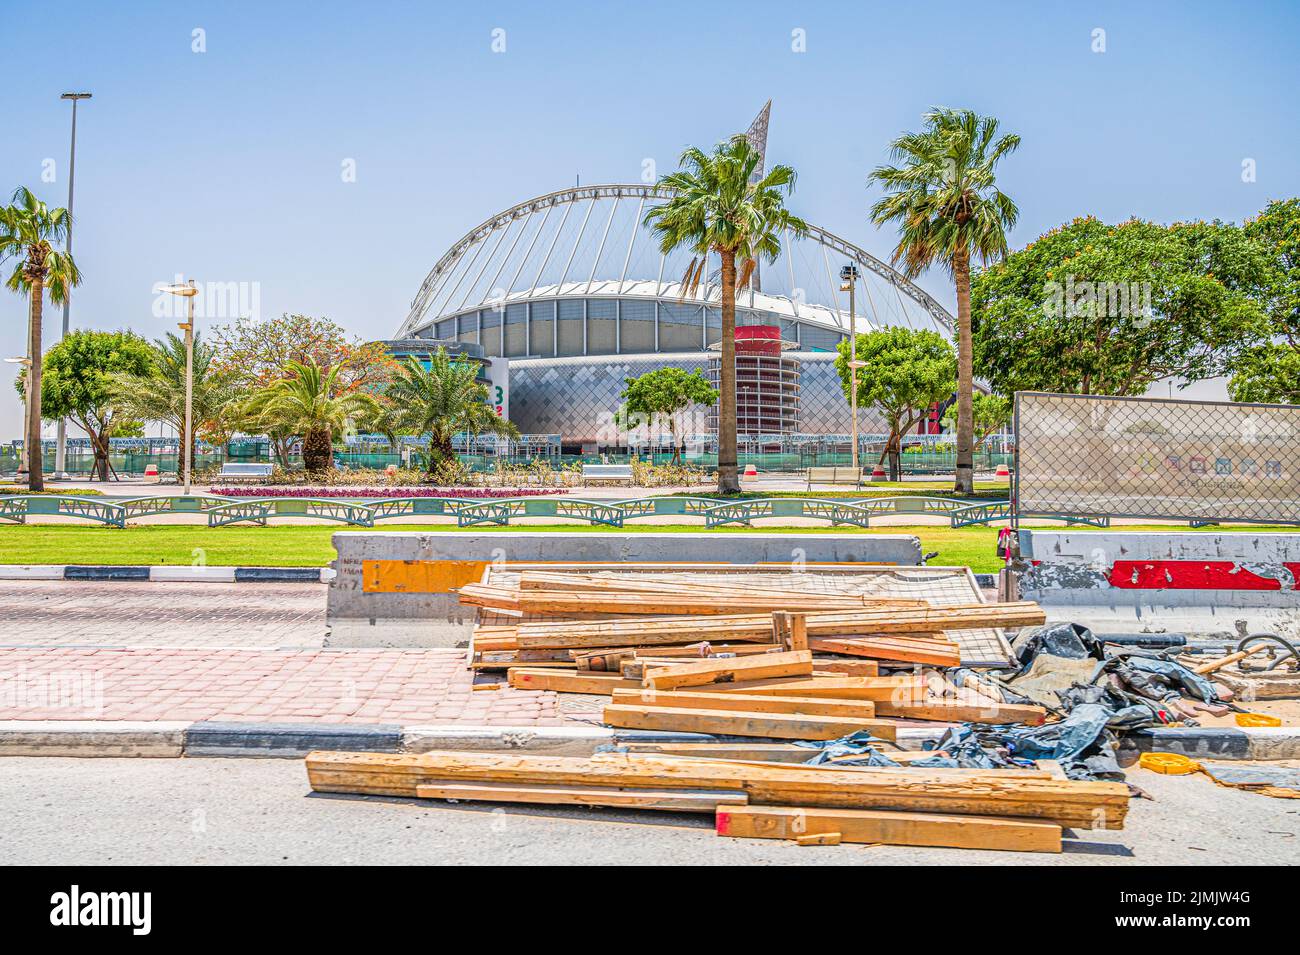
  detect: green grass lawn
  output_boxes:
[2,521,1295,573]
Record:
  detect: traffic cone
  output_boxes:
[871,464,888,481]
[995,464,1011,479]
[743,464,758,478]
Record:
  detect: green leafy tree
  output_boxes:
[1230,198,1300,405]
[211,314,399,465]
[381,349,519,478]
[645,137,807,493]
[621,367,718,464]
[112,332,244,475]
[972,216,1272,396]
[243,358,381,472]
[836,328,957,480]
[1229,344,1300,404]
[941,392,1011,449]
[0,187,82,490]
[27,330,152,480]
[869,108,1020,494]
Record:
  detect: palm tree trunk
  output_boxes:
[953,249,974,494]
[27,281,44,492]
[717,250,740,494]
[303,427,333,472]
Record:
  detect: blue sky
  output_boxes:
[3,0,1299,438]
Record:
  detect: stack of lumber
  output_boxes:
[466,569,1049,734]
[305,749,1131,852]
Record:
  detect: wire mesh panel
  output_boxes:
[1015,392,1300,525]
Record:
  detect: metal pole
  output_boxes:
[54,93,90,480]
[184,280,195,494]
[849,275,858,476]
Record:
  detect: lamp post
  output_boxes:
[5,357,33,475]
[839,264,862,475]
[54,92,92,481]
[159,281,198,493]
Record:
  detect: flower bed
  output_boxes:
[206,486,569,499]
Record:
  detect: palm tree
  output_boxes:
[384,349,518,479]
[645,137,807,493]
[0,187,81,490]
[868,108,1020,494]
[111,332,242,476]
[243,358,379,471]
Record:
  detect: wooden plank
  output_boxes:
[611,688,875,718]
[643,650,813,690]
[305,750,1131,829]
[873,700,1048,726]
[789,613,809,652]
[506,668,641,694]
[695,675,922,701]
[602,703,895,741]
[514,602,1044,649]
[796,832,842,846]
[807,637,961,667]
[715,805,1063,853]
[631,643,784,658]
[414,779,748,813]
[810,660,879,677]
[616,742,947,764]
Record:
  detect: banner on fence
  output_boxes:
[1014,392,1300,525]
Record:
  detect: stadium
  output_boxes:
[388,105,957,454]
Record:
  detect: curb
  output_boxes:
[186,721,403,758]
[0,721,1296,760]
[0,565,333,583]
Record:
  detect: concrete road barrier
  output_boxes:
[1017,530,1300,637]
[326,530,922,643]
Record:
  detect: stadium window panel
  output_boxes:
[798,323,844,352]
[530,301,555,357]
[504,303,528,356]
[480,309,502,357]
[457,312,479,345]
[436,318,457,340]
[557,299,584,355]
[659,302,702,352]
[705,307,722,346]
[587,299,617,355]
[620,299,654,352]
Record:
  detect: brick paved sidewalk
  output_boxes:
[0,647,564,726]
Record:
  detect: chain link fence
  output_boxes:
[1015,391,1300,526]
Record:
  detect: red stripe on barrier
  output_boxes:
[1108,560,1300,590]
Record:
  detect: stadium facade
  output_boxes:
[389,105,957,452]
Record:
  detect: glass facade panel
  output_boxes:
[529,301,555,357]
[436,318,457,339]
[480,309,502,357]
[587,299,616,355]
[504,303,528,357]
[456,311,479,345]
[659,302,701,352]
[620,299,654,352]
[705,307,722,346]
[798,322,844,352]
[557,299,584,355]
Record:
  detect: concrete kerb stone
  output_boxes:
[0,721,188,757]
[184,721,404,757]
[402,725,616,756]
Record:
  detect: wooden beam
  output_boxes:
[807,637,961,667]
[610,688,876,718]
[602,703,895,741]
[873,700,1048,726]
[643,650,813,690]
[715,805,1063,853]
[513,603,1044,649]
[414,779,748,813]
[695,675,922,701]
[506,668,640,694]
[810,660,879,677]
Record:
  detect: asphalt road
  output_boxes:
[2,757,1296,865]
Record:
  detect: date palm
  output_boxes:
[645,137,807,493]
[869,108,1020,493]
[243,358,379,471]
[384,349,519,479]
[0,187,82,490]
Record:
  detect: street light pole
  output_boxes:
[55,92,92,480]
[840,264,861,475]
[159,280,198,494]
